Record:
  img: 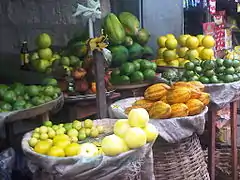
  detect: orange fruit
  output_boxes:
[177,47,189,58]
[157,36,167,48]
[163,50,177,62]
[165,38,178,50]
[199,48,214,60]
[202,35,215,48]
[186,36,199,49]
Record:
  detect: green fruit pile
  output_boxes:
[28,119,104,157]
[103,12,154,68]
[30,33,84,74]
[0,78,61,112]
[110,59,157,85]
[181,59,240,83]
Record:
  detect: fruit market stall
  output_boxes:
[108,82,210,179]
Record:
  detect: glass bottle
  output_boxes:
[20,41,30,70]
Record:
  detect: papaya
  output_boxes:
[136,28,151,45]
[109,45,129,67]
[103,13,126,45]
[119,12,140,36]
[128,43,144,60]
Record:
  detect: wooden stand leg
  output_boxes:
[208,107,216,180]
[230,102,238,180]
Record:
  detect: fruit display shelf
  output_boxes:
[21,118,155,180]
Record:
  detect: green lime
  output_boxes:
[184,62,195,70]
[43,120,52,127]
[191,59,201,66]
[140,60,153,71]
[189,75,199,81]
[0,102,12,112]
[233,74,239,82]
[184,70,195,77]
[151,62,157,71]
[27,85,40,97]
[209,75,219,83]
[232,60,240,68]
[223,74,234,83]
[3,91,17,104]
[216,59,224,66]
[31,97,45,106]
[42,78,58,86]
[215,66,225,74]
[204,69,215,77]
[195,66,202,74]
[224,67,235,75]
[217,74,225,81]
[199,76,210,84]
[43,86,55,97]
[235,66,240,73]
[25,103,33,109]
[223,59,233,68]
[201,60,215,70]
[132,61,140,71]
[60,56,70,66]
[181,77,188,81]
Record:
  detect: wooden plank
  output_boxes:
[208,106,217,180]
[230,101,238,180]
[94,50,108,118]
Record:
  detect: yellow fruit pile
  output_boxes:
[101,108,158,156]
[156,34,216,67]
[224,46,240,60]
[28,119,104,157]
[125,81,210,119]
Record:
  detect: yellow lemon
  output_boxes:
[34,140,51,155]
[165,34,175,39]
[157,48,167,58]
[53,134,70,144]
[64,143,81,157]
[186,36,199,49]
[199,48,215,60]
[185,49,199,60]
[47,146,65,157]
[163,50,177,62]
[197,46,205,54]
[202,35,215,48]
[196,35,205,46]
[54,139,71,149]
[177,47,189,58]
[165,38,178,50]
[168,60,179,67]
[157,36,167,48]
[178,35,190,47]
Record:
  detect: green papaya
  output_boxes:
[128,43,144,60]
[136,28,151,45]
[109,45,129,67]
[119,12,140,36]
[103,13,126,45]
[142,46,154,59]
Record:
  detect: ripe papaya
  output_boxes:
[103,13,126,45]
[119,12,140,36]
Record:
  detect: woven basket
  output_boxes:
[153,134,209,180]
[206,147,240,180]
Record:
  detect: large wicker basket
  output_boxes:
[153,134,209,180]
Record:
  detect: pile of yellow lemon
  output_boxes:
[156,34,215,67]
[28,120,104,157]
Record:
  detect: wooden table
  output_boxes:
[208,101,238,180]
[60,93,121,121]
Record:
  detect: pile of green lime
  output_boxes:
[110,59,157,85]
[0,78,61,113]
[181,59,240,83]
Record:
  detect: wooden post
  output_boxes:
[94,50,108,118]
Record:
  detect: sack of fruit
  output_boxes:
[22,117,156,180]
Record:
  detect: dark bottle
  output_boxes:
[20,41,30,70]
